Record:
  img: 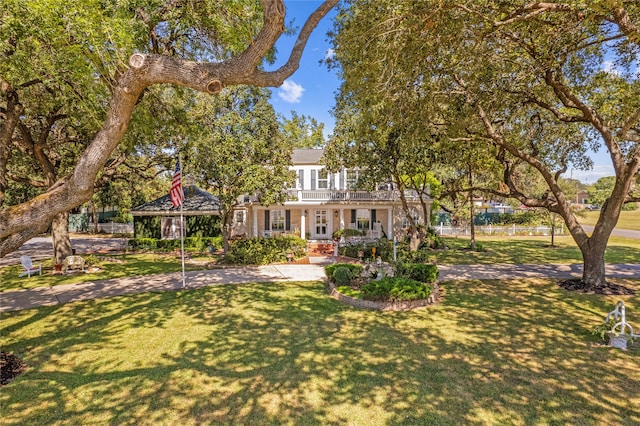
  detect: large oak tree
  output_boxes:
[329,0,639,290]
[0,0,338,257]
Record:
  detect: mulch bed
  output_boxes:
[0,351,25,386]
[558,279,637,295]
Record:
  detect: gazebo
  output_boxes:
[131,185,221,239]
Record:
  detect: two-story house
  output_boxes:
[232,149,431,242]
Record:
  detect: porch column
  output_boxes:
[301,208,306,240]
[253,209,258,238]
[388,207,393,239]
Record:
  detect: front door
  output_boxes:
[314,210,328,239]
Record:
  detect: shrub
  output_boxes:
[397,247,433,264]
[338,240,393,262]
[361,277,433,302]
[221,236,306,265]
[325,263,363,281]
[127,237,223,253]
[396,263,439,283]
[333,228,365,239]
[333,266,353,286]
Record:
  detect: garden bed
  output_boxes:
[327,281,440,311]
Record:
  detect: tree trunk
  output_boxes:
[580,241,607,288]
[51,212,72,264]
[90,201,99,234]
[468,169,476,250]
[221,210,232,255]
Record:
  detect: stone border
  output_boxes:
[328,282,440,311]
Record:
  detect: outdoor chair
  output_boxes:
[19,255,42,278]
[62,255,86,273]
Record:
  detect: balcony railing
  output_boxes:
[285,189,424,202]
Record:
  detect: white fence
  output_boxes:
[95,222,134,235]
[434,223,565,236]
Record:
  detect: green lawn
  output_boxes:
[3,235,640,292]
[1,279,638,425]
[0,253,211,292]
[580,209,640,231]
[431,235,640,265]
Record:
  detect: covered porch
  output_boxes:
[252,206,395,241]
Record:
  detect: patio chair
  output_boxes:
[19,255,42,278]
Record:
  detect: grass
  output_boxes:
[0,253,211,292]
[3,235,639,292]
[1,279,638,425]
[579,209,640,231]
[430,235,640,265]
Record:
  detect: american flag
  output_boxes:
[169,159,184,208]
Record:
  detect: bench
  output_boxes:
[62,255,86,273]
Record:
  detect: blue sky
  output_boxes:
[268,1,615,184]
[268,1,339,138]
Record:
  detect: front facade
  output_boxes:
[233,149,431,241]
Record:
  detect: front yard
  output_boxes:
[1,278,638,425]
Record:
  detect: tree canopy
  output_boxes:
[186,86,295,252]
[328,0,639,288]
[0,0,338,257]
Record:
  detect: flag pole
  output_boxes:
[179,155,186,288]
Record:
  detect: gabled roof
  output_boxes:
[291,149,325,165]
[131,185,221,216]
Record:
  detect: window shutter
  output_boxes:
[298,169,304,189]
[311,170,316,190]
[264,210,270,230]
[329,174,335,189]
[340,170,345,190]
[285,210,291,231]
[371,209,377,226]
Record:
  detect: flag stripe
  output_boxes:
[170,160,184,208]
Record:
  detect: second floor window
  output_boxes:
[346,170,358,189]
[317,169,329,189]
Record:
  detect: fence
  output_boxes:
[434,223,565,236]
[95,222,134,235]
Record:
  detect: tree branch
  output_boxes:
[0,0,338,252]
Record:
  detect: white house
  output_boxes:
[232,149,431,241]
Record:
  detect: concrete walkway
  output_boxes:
[1,264,328,313]
[2,262,639,313]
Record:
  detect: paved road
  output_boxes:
[582,225,640,240]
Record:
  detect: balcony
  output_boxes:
[285,189,424,202]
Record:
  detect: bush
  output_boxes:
[361,277,433,302]
[338,240,393,262]
[221,236,306,265]
[325,263,363,282]
[127,236,222,252]
[333,266,353,286]
[396,263,438,283]
[333,228,365,239]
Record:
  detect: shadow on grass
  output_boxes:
[1,279,638,425]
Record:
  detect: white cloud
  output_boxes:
[278,79,304,103]
[603,60,621,76]
[325,48,335,61]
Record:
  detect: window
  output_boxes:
[346,170,358,189]
[271,210,285,231]
[317,169,329,189]
[356,209,370,230]
[161,217,184,240]
[235,210,245,224]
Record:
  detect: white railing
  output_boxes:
[434,224,565,236]
[287,189,423,202]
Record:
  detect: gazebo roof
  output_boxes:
[131,185,221,216]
